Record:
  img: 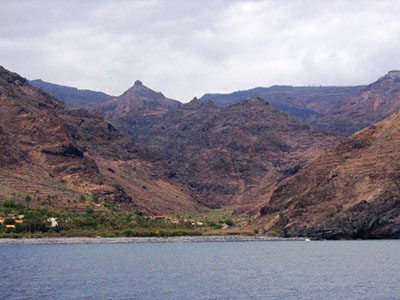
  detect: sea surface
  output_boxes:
[0,239,399,299]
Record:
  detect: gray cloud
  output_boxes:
[1,0,400,101]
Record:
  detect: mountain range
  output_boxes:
[199,85,364,127]
[3,66,400,238]
[32,71,400,137]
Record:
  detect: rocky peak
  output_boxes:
[134,80,143,87]
[122,80,166,100]
[97,80,183,124]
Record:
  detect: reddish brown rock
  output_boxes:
[0,66,198,215]
[258,111,400,239]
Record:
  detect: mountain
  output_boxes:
[29,79,112,110]
[258,111,400,239]
[98,80,182,125]
[199,85,363,123]
[98,84,340,209]
[311,71,400,136]
[0,66,198,215]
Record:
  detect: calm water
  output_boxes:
[0,240,399,299]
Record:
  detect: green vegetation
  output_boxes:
[225,218,234,226]
[3,200,15,208]
[0,198,257,238]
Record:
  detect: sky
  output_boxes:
[2,0,400,102]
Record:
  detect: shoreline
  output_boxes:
[0,235,307,245]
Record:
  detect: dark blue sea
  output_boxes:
[1,239,399,299]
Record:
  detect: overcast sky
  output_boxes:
[1,0,400,102]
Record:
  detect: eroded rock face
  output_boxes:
[258,111,400,239]
[0,66,198,214]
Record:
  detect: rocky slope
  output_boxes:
[30,79,112,110]
[97,82,340,209]
[311,71,400,136]
[0,66,198,214]
[258,111,400,239]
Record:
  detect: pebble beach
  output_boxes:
[0,235,306,245]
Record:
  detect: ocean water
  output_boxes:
[0,240,399,299]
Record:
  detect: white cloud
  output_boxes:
[2,0,400,101]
